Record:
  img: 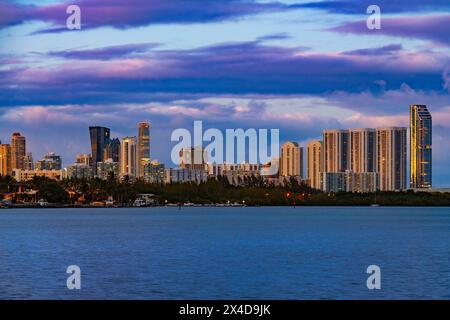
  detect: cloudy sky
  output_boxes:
[0,0,449,186]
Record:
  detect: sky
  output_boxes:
[0,0,449,186]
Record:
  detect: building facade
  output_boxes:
[0,144,12,176]
[410,104,432,189]
[349,128,376,173]
[376,127,407,191]
[280,142,303,178]
[306,140,323,190]
[12,169,63,182]
[119,136,137,178]
[323,129,349,173]
[35,152,62,170]
[137,121,151,178]
[11,132,26,170]
[89,126,110,172]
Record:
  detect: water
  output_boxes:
[0,207,449,300]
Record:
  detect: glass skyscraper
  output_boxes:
[410,104,432,189]
[89,126,111,173]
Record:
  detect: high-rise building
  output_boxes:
[280,142,303,178]
[410,104,432,189]
[119,136,137,178]
[24,152,34,170]
[104,138,120,163]
[11,132,26,170]
[349,128,376,173]
[376,127,407,191]
[323,129,349,172]
[306,140,323,190]
[137,122,151,178]
[0,144,12,176]
[76,154,92,167]
[89,126,110,172]
[35,152,62,170]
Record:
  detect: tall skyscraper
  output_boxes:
[323,129,349,172]
[349,128,376,173]
[137,121,151,178]
[105,138,120,163]
[120,136,137,177]
[89,126,110,172]
[306,140,323,190]
[0,144,12,176]
[11,132,26,170]
[410,104,432,189]
[280,142,303,178]
[376,127,407,191]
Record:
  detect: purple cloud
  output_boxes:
[47,43,159,60]
[0,41,448,107]
[342,44,403,56]
[333,15,450,47]
[0,0,288,32]
[294,0,450,14]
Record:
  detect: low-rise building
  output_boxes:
[13,169,63,182]
[63,164,93,180]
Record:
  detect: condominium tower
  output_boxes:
[120,136,137,178]
[348,128,376,173]
[137,121,151,178]
[11,132,26,170]
[376,127,407,191]
[306,140,323,189]
[280,142,303,178]
[410,104,432,189]
[323,129,348,172]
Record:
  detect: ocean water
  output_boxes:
[0,206,449,300]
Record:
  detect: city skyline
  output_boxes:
[0,103,437,191]
[0,1,449,185]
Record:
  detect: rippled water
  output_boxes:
[0,207,449,299]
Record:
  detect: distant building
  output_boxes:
[13,169,62,182]
[179,146,207,170]
[321,172,346,193]
[376,127,407,191]
[89,126,110,173]
[306,140,323,190]
[207,162,261,185]
[63,164,93,180]
[11,132,26,170]
[35,152,62,170]
[323,129,349,172]
[97,159,119,180]
[280,142,303,178]
[104,138,120,163]
[76,154,92,167]
[165,168,208,184]
[346,171,379,193]
[137,121,151,178]
[120,136,137,178]
[0,144,12,176]
[410,104,432,189]
[143,161,165,184]
[24,152,34,170]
